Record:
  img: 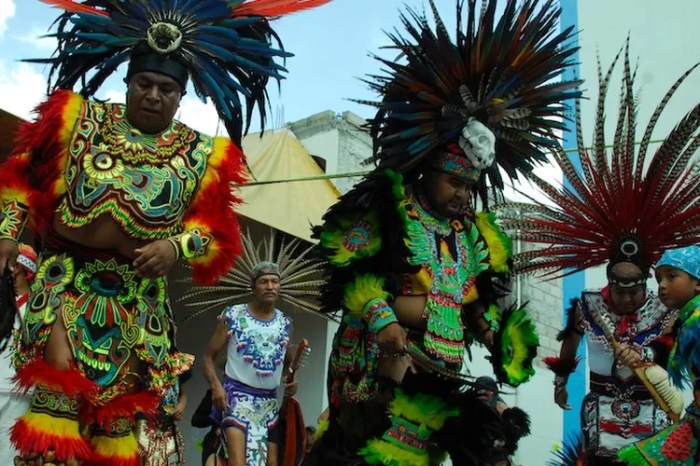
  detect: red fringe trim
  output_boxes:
[89,449,140,466]
[89,454,140,466]
[11,416,92,461]
[13,358,97,397]
[543,356,580,377]
[94,390,160,428]
[187,140,246,285]
[10,90,79,234]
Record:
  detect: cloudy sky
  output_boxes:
[0,0,436,135]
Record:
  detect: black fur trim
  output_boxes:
[557,298,582,341]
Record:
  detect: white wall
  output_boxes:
[576,0,700,289]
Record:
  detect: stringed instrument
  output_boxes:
[281,338,311,466]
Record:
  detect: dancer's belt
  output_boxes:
[589,373,652,401]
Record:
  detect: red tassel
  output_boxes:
[542,356,580,377]
[94,390,160,428]
[13,358,97,397]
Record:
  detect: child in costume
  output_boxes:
[496,44,700,466]
[619,245,700,465]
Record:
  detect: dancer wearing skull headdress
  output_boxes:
[304,1,581,465]
[0,1,330,464]
[497,45,700,465]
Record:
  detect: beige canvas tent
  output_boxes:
[239,128,340,242]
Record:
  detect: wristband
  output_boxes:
[363,298,398,334]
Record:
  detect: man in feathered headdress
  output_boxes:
[305,1,581,465]
[499,46,700,465]
[0,1,329,464]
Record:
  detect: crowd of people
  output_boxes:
[0,0,699,466]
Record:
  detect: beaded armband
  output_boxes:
[363,298,398,334]
[167,229,212,260]
[0,200,29,241]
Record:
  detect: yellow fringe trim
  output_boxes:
[474,211,512,273]
[198,136,231,192]
[91,433,139,459]
[343,273,391,318]
[20,411,82,439]
[390,389,458,431]
[361,438,428,466]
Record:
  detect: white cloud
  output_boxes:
[0,0,15,38]
[0,61,47,120]
[177,96,222,136]
[14,27,57,51]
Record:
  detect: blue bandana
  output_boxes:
[656,245,700,279]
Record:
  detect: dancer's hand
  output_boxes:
[133,240,177,278]
[615,344,642,367]
[172,394,187,421]
[0,238,18,275]
[284,379,299,398]
[377,323,407,356]
[212,384,229,411]
[554,385,571,410]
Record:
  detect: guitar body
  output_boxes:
[280,339,311,466]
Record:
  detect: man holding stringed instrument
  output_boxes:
[497,46,700,465]
[203,261,299,466]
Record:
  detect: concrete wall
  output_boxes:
[576,0,700,290]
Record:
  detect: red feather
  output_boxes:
[40,0,108,17]
[501,42,700,276]
[233,0,331,18]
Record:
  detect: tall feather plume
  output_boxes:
[497,42,700,276]
[34,0,330,143]
[176,229,332,323]
[356,0,581,206]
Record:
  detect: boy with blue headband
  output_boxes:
[619,245,700,464]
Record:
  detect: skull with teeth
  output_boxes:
[458,118,496,170]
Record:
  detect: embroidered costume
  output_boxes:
[575,291,674,459]
[496,43,700,465]
[306,1,581,465]
[2,1,330,464]
[619,247,700,465]
[212,304,291,466]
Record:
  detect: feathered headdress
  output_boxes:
[177,229,330,322]
[358,0,581,204]
[32,0,330,142]
[497,42,700,276]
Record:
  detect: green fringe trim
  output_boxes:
[484,304,502,332]
[343,273,392,318]
[320,210,383,268]
[315,418,329,441]
[475,211,512,273]
[617,445,650,465]
[390,389,459,431]
[500,307,539,386]
[360,438,429,466]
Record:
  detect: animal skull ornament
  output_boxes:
[458,118,496,170]
[147,22,183,54]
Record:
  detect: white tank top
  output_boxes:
[222,304,290,390]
